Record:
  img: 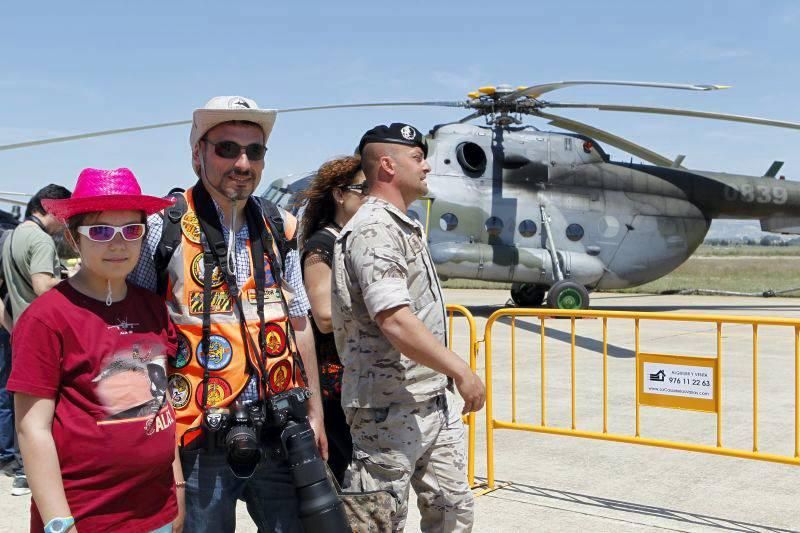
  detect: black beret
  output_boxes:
[357,122,428,157]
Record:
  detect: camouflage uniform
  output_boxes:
[332,196,473,532]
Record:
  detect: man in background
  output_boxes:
[0,184,71,496]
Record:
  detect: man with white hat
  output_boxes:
[130,96,326,532]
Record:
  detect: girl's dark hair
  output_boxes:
[298,155,362,249]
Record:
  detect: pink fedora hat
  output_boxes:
[42,168,175,221]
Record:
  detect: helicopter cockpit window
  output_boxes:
[518,219,537,238]
[439,213,458,232]
[485,216,503,237]
[566,223,584,241]
[456,142,487,175]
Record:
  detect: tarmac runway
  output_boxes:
[2,290,800,532]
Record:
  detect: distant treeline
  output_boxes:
[704,236,800,247]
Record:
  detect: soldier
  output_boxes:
[332,123,486,532]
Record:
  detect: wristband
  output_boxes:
[44,516,74,533]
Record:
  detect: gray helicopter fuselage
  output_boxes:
[412,123,800,290]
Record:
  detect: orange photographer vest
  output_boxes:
[165,188,304,446]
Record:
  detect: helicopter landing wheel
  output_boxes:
[510,283,547,307]
[546,280,590,310]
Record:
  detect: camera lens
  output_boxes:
[225,425,262,479]
[282,421,350,532]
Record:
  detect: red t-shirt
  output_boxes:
[8,281,178,532]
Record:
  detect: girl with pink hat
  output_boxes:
[7,168,182,532]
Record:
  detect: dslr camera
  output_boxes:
[202,387,350,532]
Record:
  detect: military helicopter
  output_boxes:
[261,81,800,309]
[4,80,800,309]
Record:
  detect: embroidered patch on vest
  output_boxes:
[189,291,233,315]
[181,212,202,244]
[195,377,232,408]
[264,322,287,357]
[169,374,191,410]
[246,288,283,305]
[196,334,233,370]
[170,334,192,369]
[190,253,225,289]
[269,359,292,394]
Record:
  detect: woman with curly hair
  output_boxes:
[299,155,367,484]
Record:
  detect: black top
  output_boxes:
[301,226,342,400]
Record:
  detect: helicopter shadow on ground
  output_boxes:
[483,478,795,533]
[464,295,800,359]
[465,305,635,359]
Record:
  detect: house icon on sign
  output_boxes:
[650,370,666,382]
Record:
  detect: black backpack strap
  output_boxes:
[252,197,295,267]
[154,188,188,296]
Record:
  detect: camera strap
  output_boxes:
[251,198,309,386]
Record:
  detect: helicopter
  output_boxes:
[4,80,800,309]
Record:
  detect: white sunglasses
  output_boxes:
[77,223,146,242]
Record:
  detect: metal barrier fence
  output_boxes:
[483,308,800,489]
[445,304,479,488]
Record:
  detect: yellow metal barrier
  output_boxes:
[446,304,479,488]
[483,308,800,489]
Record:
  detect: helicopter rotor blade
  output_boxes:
[0,101,469,152]
[543,103,800,130]
[457,111,482,124]
[502,81,730,102]
[536,110,675,167]
[0,120,192,152]
[277,101,466,113]
[0,198,28,207]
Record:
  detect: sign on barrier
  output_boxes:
[638,353,719,413]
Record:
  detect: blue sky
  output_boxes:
[1,1,798,198]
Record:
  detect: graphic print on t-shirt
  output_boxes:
[93,341,170,422]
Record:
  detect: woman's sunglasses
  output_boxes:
[204,139,268,161]
[342,183,369,195]
[77,224,146,242]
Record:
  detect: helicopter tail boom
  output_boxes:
[760,215,800,235]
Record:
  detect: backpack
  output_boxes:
[153,188,295,296]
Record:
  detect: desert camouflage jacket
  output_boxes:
[332,196,448,408]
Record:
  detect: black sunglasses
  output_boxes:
[204,139,268,161]
[342,183,368,195]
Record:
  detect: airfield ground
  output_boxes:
[445,245,800,296]
[2,289,800,532]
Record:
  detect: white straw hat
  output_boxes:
[189,96,277,148]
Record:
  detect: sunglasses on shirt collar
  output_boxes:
[203,139,268,161]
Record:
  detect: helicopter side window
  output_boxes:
[566,223,584,241]
[439,213,458,231]
[518,219,537,238]
[408,209,420,222]
[485,216,503,237]
[456,142,487,176]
